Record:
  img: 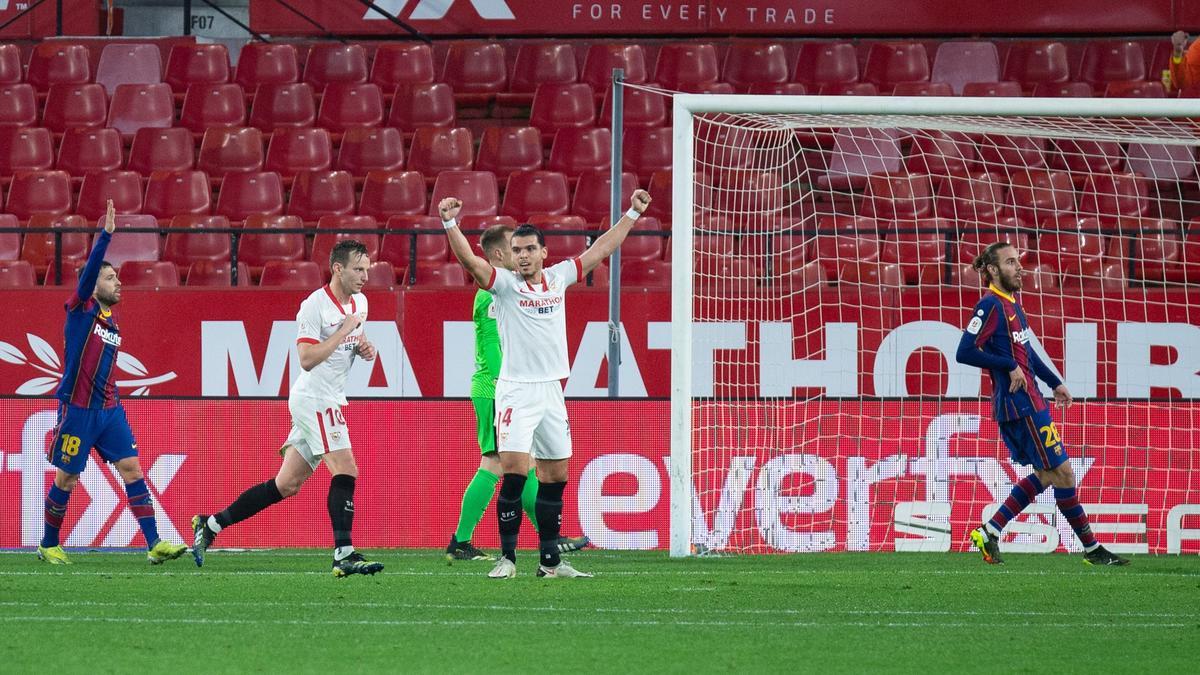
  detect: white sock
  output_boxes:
[1084,542,1100,553]
[334,545,355,561]
[206,516,222,533]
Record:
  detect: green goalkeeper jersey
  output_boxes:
[470,288,502,399]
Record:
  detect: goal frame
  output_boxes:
[667,94,1200,557]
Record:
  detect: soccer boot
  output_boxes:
[537,560,593,578]
[969,526,1004,565]
[332,552,384,578]
[556,535,592,554]
[488,557,517,579]
[36,545,72,565]
[148,540,188,565]
[445,535,494,562]
[191,514,216,568]
[1083,545,1130,566]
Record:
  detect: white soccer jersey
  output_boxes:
[292,285,368,405]
[486,258,581,382]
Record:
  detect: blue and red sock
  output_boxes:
[1054,486,1098,551]
[125,479,160,550]
[41,484,72,548]
[985,474,1046,538]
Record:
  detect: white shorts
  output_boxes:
[494,379,572,460]
[283,395,353,470]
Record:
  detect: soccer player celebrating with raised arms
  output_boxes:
[441,189,652,578]
[39,200,188,565]
[192,240,385,578]
[956,242,1128,566]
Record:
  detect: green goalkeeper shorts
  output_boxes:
[471,397,496,455]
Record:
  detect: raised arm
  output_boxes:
[75,200,116,303]
[578,190,652,275]
[439,197,496,288]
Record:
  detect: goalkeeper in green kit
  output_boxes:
[445,223,591,561]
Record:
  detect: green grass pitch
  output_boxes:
[1,550,1196,673]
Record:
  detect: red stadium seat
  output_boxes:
[819,82,878,95]
[235,43,299,88]
[287,170,356,220]
[163,214,233,267]
[527,214,587,231]
[1031,82,1095,97]
[501,170,571,218]
[317,83,385,132]
[1079,41,1146,86]
[216,171,285,220]
[249,83,316,131]
[0,215,18,260]
[185,260,252,286]
[936,171,1008,222]
[7,171,71,219]
[957,229,1031,267]
[581,44,648,92]
[839,260,905,288]
[1169,227,1200,284]
[406,126,473,175]
[621,259,671,287]
[410,261,467,287]
[572,170,637,224]
[27,43,90,92]
[303,43,368,87]
[429,171,498,217]
[961,81,1023,97]
[0,127,54,174]
[1003,41,1070,89]
[337,126,405,174]
[180,83,247,132]
[654,43,719,91]
[595,214,662,262]
[21,213,90,275]
[1126,143,1196,183]
[165,44,231,94]
[891,81,954,96]
[387,83,456,132]
[808,234,882,277]
[239,214,306,273]
[1051,138,1124,176]
[1126,222,1183,281]
[128,127,196,175]
[1105,81,1166,98]
[365,260,398,287]
[548,127,611,177]
[722,43,789,92]
[105,226,163,269]
[198,127,265,177]
[529,83,596,136]
[144,171,212,218]
[358,170,426,218]
[43,83,108,133]
[0,44,23,84]
[315,214,376,231]
[747,82,809,95]
[509,43,578,95]
[976,135,1047,174]
[76,171,143,219]
[1037,225,1105,278]
[264,127,332,176]
[644,170,674,224]
[1009,170,1075,224]
[0,84,38,127]
[621,127,672,183]
[542,232,588,265]
[42,262,80,286]
[864,42,930,93]
[259,260,322,287]
[119,258,177,284]
[880,231,947,285]
[460,215,518,231]
[0,260,36,287]
[379,216,449,267]
[441,42,507,97]
[95,44,162,95]
[931,41,1000,95]
[107,83,174,141]
[476,126,544,178]
[370,44,435,90]
[862,173,934,221]
[819,128,904,190]
[1078,172,1149,226]
[599,86,667,128]
[793,41,858,87]
[906,130,976,179]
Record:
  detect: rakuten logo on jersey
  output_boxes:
[364,0,516,20]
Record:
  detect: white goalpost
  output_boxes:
[665,94,1200,557]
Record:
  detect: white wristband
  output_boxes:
[625,208,641,221]
[441,217,457,230]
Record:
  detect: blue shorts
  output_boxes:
[46,402,138,474]
[999,408,1068,471]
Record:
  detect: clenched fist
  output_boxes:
[630,189,651,214]
[439,197,463,221]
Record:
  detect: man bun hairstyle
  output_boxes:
[479,223,515,256]
[511,223,545,247]
[972,241,1011,284]
[330,239,369,270]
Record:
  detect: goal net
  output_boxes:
[661,93,1200,557]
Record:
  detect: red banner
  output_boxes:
[2,399,1196,553]
[5,288,1200,399]
[249,0,1177,36]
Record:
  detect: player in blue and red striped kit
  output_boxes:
[37,201,188,566]
[956,242,1128,566]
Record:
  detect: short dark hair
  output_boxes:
[511,224,544,247]
[99,260,114,273]
[972,241,1013,284]
[330,239,369,270]
[479,224,514,256]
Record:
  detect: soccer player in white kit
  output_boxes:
[190,240,385,578]
[440,189,652,579]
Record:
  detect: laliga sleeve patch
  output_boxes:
[967,316,983,334]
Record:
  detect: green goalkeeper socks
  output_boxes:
[522,467,540,532]
[454,468,500,543]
